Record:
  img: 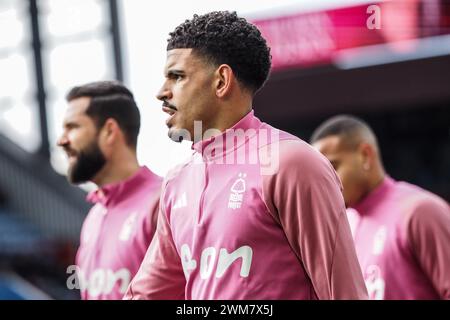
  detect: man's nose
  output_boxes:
[57,134,69,147]
[156,83,172,102]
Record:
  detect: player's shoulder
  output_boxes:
[81,203,105,230]
[260,135,324,160]
[259,137,336,183]
[162,154,194,187]
[398,182,448,209]
[140,175,163,198]
[142,166,163,182]
[274,138,332,169]
[400,188,450,247]
[397,182,450,225]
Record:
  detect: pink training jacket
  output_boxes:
[347,176,450,300]
[125,111,368,300]
[75,166,162,299]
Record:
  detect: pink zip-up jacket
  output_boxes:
[125,111,368,300]
[348,176,450,299]
[75,166,162,299]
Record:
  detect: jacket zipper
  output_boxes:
[197,160,209,224]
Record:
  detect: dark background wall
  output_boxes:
[255,55,450,201]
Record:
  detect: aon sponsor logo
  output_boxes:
[181,244,253,279]
[66,266,131,297]
[365,265,385,300]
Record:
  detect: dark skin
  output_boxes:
[312,134,385,208]
[156,48,253,142]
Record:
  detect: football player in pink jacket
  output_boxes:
[125,11,367,300]
[312,115,450,299]
[58,81,162,299]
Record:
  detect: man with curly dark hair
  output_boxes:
[125,11,367,300]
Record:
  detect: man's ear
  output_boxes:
[359,142,376,171]
[214,64,234,98]
[99,118,120,146]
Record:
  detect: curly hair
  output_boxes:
[167,11,271,94]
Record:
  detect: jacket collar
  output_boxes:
[191,110,263,161]
[352,175,395,215]
[86,166,153,207]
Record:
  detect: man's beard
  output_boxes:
[67,141,106,184]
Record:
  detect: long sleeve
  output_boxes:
[406,197,450,299]
[124,202,186,300]
[261,140,368,299]
[137,188,161,256]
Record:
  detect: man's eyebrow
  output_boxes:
[63,120,79,128]
[166,69,185,77]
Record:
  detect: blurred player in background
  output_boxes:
[58,81,162,299]
[124,11,367,300]
[311,115,450,299]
